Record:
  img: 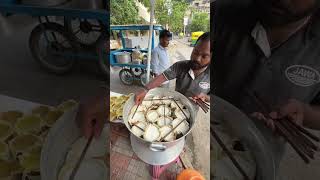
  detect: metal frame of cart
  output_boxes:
[0,2,109,74]
[110,25,164,86]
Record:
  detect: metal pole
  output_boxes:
[146,0,155,83]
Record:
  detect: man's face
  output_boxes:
[190,40,211,70]
[160,36,170,48]
[256,0,319,26]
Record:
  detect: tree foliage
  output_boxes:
[155,0,188,33]
[138,0,151,9]
[171,1,188,33]
[110,0,140,25]
[190,12,210,32]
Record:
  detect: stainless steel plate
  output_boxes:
[130,134,184,166]
[40,106,108,180]
[212,96,277,180]
[123,87,197,146]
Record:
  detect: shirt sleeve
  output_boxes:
[151,49,159,74]
[162,62,182,80]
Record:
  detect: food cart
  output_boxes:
[0,0,108,74]
[109,24,164,86]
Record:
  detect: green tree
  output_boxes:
[155,0,169,27]
[138,0,151,9]
[110,0,140,25]
[155,0,188,33]
[170,1,188,33]
[190,12,209,32]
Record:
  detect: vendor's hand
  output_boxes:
[76,93,107,139]
[191,93,209,102]
[135,89,148,105]
[251,112,276,131]
[271,99,305,126]
[251,99,306,131]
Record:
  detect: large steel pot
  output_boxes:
[212,96,277,180]
[114,52,131,64]
[123,88,197,152]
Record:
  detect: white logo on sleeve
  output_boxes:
[199,82,210,89]
[285,65,320,87]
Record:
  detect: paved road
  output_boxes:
[110,37,192,95]
[0,15,106,106]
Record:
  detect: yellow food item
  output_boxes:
[0,160,23,178]
[57,100,78,112]
[15,115,41,135]
[31,106,50,118]
[42,109,63,127]
[0,142,9,161]
[0,122,12,141]
[109,95,131,121]
[9,134,41,158]
[20,152,40,172]
[0,111,23,126]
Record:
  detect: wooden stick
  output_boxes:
[132,104,140,119]
[274,121,310,163]
[212,129,250,180]
[161,99,189,141]
[278,120,315,159]
[197,99,210,110]
[282,118,318,151]
[198,98,210,107]
[285,117,320,142]
[161,118,187,141]
[195,100,208,113]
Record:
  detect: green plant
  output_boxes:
[110,0,140,25]
[190,12,209,32]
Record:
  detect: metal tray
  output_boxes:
[212,96,277,180]
[40,106,108,180]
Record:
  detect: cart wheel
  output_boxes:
[140,72,154,87]
[132,68,143,76]
[29,22,76,74]
[97,40,109,75]
[64,18,107,49]
[119,69,134,85]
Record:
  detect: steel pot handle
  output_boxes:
[149,143,166,152]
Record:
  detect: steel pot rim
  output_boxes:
[123,88,197,146]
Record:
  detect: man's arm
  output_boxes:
[145,74,167,90]
[135,61,184,104]
[268,99,320,131]
[135,74,167,104]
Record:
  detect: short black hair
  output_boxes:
[196,32,211,51]
[159,29,172,40]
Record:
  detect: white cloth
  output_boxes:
[188,67,208,80]
[251,22,271,58]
